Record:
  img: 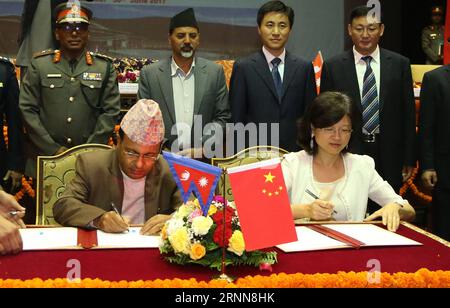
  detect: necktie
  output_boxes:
[271,58,283,100]
[69,59,77,73]
[361,56,379,134]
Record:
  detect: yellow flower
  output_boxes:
[193,199,201,209]
[228,230,245,256]
[189,243,206,260]
[169,227,190,254]
[208,205,217,216]
[174,204,193,219]
[191,216,213,236]
[161,224,168,240]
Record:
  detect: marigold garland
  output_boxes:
[0,269,448,288]
[399,167,432,204]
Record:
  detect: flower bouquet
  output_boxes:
[159,196,277,271]
[113,57,155,83]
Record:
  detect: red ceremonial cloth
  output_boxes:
[445,0,450,64]
[0,225,448,282]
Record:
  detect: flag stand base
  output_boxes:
[212,273,235,283]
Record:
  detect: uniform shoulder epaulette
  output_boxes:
[90,52,114,62]
[33,49,56,59]
[0,56,14,66]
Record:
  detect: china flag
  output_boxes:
[228,158,297,251]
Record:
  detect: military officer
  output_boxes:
[0,56,24,192]
[421,6,445,65]
[19,2,120,178]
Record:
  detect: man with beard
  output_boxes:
[138,8,231,160]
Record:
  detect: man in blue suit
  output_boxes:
[229,0,316,153]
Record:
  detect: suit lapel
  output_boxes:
[343,50,362,112]
[72,58,90,77]
[157,60,176,126]
[144,160,161,219]
[445,66,450,85]
[194,58,207,115]
[379,49,391,111]
[281,53,300,101]
[53,57,71,76]
[252,51,279,101]
[108,150,124,212]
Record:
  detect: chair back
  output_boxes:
[36,144,112,225]
[411,64,441,84]
[211,146,288,201]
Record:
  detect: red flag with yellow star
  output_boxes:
[227,158,297,251]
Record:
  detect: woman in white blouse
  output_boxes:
[281,92,415,231]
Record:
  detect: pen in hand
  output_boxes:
[305,189,337,214]
[110,202,129,232]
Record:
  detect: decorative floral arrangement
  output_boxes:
[112,57,155,83]
[2,269,449,288]
[159,196,277,271]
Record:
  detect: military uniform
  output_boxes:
[19,50,120,177]
[0,57,24,184]
[422,25,445,64]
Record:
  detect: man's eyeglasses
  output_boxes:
[58,24,89,33]
[123,150,160,162]
[318,127,353,136]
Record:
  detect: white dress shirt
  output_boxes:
[281,151,407,221]
[121,170,146,224]
[171,58,195,148]
[262,46,286,82]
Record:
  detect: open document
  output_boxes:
[19,227,160,251]
[277,224,422,252]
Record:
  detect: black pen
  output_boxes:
[305,188,338,214]
[110,202,129,232]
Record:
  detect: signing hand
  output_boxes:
[364,203,402,232]
[140,214,171,235]
[0,190,26,228]
[308,200,335,221]
[94,211,129,233]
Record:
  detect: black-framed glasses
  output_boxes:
[123,150,160,162]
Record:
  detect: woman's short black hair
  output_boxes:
[257,1,294,28]
[297,91,355,155]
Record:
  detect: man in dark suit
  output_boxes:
[321,6,416,196]
[419,66,450,240]
[138,8,231,159]
[229,0,316,153]
[0,57,23,193]
[54,100,182,235]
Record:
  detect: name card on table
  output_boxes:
[119,83,138,95]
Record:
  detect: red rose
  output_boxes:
[213,224,233,247]
[212,207,234,225]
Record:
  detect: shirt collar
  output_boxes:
[262,46,286,67]
[171,57,195,77]
[353,45,380,64]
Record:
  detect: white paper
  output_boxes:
[325,224,422,247]
[20,227,79,251]
[277,224,422,252]
[96,227,160,248]
[118,83,138,94]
